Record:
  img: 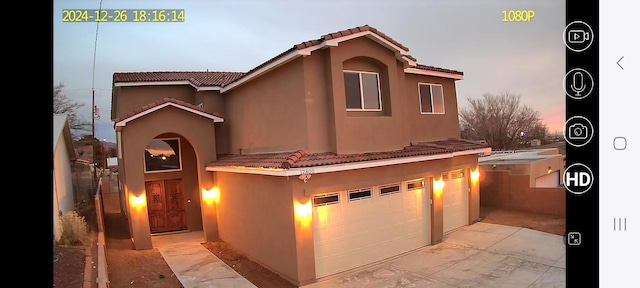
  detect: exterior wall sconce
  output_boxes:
[433,178,445,190]
[547,166,552,174]
[471,169,480,181]
[129,194,146,209]
[202,187,220,204]
[294,200,312,226]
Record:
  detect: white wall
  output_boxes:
[53,136,75,242]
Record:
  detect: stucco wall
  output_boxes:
[215,172,299,283]
[302,50,333,153]
[120,106,219,249]
[54,135,76,241]
[404,73,461,142]
[196,91,230,155]
[325,37,410,154]
[480,170,565,216]
[225,58,307,154]
[114,85,196,119]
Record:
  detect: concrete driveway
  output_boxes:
[303,222,565,288]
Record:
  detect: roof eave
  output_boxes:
[205,147,490,177]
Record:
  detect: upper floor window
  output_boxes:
[419,83,445,114]
[344,70,382,111]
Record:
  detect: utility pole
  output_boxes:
[92,90,95,137]
[92,90,97,191]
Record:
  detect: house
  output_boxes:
[478,148,565,216]
[53,113,77,242]
[110,25,490,286]
[479,148,565,188]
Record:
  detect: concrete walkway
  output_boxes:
[303,222,565,288]
[152,231,257,288]
[154,222,564,288]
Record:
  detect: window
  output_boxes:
[379,184,401,196]
[344,71,382,111]
[313,193,340,207]
[348,188,372,202]
[144,138,181,173]
[451,169,465,179]
[407,180,425,191]
[418,83,445,114]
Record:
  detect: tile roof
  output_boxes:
[113,97,224,124]
[208,139,489,170]
[113,25,463,88]
[415,64,464,76]
[113,71,245,87]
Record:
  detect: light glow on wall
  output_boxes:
[202,187,220,204]
[295,200,312,226]
[129,194,146,209]
[471,169,480,181]
[433,178,445,190]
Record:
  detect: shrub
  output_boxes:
[58,210,89,246]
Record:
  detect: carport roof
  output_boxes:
[206,139,490,176]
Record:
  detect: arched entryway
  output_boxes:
[143,134,203,234]
[116,100,222,249]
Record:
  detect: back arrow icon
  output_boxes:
[617,56,624,70]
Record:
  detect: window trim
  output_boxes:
[406,179,425,191]
[379,183,401,196]
[144,137,182,173]
[418,82,445,115]
[344,70,383,112]
[348,188,373,202]
[312,193,340,207]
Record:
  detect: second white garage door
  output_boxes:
[442,170,468,234]
[312,180,431,278]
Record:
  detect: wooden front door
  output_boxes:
[145,179,187,233]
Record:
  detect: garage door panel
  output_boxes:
[313,185,431,278]
[443,176,468,233]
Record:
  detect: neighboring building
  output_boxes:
[53,113,77,242]
[111,25,490,286]
[477,148,565,216]
[479,148,564,188]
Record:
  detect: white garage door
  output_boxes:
[535,171,560,187]
[312,180,431,278]
[442,170,468,234]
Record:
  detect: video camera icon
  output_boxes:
[564,116,594,147]
[564,21,594,52]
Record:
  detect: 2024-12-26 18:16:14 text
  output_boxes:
[61,9,185,22]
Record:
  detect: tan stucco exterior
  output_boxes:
[111,28,481,285]
[213,154,479,286]
[118,106,219,249]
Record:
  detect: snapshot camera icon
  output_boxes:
[568,123,589,140]
[564,116,594,147]
[568,29,590,44]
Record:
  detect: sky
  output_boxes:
[53,0,566,143]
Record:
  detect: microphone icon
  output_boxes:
[571,71,586,96]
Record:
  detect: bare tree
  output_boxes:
[53,83,91,138]
[459,92,547,150]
